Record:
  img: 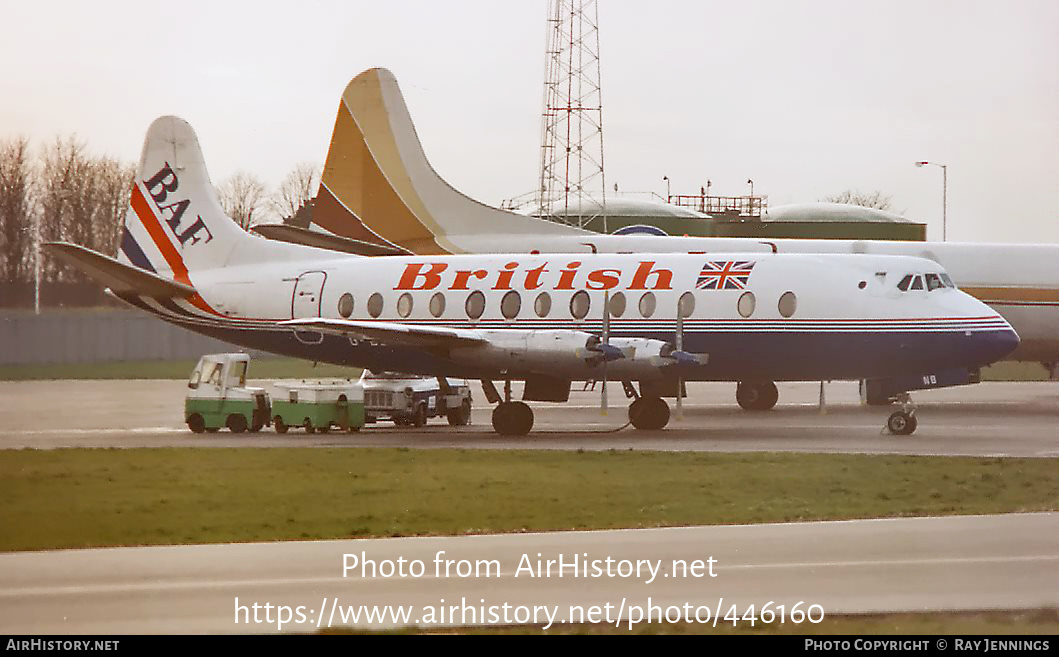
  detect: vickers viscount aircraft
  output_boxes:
[46,117,1019,436]
[283,67,1057,406]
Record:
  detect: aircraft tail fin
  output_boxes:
[314,68,587,255]
[116,116,258,284]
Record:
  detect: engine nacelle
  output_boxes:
[603,337,677,380]
[452,329,704,380]
[454,329,608,374]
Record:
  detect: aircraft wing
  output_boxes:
[281,317,487,348]
[44,242,197,298]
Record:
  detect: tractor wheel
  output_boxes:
[226,414,247,434]
[413,403,428,427]
[448,398,472,426]
[187,414,206,434]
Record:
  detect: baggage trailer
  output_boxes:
[360,371,472,427]
[271,380,365,434]
[185,353,271,433]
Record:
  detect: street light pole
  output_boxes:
[915,161,948,241]
[663,175,670,202]
[33,208,40,315]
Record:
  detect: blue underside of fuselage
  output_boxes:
[157,314,1018,383]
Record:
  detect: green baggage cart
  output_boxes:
[271,380,365,434]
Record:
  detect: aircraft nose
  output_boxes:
[975,323,1020,365]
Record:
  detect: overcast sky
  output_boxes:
[2,0,1056,242]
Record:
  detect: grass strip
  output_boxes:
[1,449,1055,552]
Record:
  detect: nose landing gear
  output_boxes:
[886,392,918,436]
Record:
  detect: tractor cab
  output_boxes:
[185,353,270,433]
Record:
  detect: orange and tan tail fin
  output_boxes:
[315,68,587,256]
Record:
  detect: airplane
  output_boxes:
[45,116,1019,436]
[279,67,1058,405]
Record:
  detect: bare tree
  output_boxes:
[0,137,34,283]
[37,136,93,282]
[217,171,267,230]
[821,190,894,211]
[88,157,135,257]
[36,136,135,283]
[273,162,320,223]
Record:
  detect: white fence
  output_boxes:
[0,309,262,365]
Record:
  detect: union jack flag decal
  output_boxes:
[696,260,756,290]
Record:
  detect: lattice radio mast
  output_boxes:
[536,0,607,231]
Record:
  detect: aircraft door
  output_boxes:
[291,271,327,318]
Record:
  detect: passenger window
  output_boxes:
[534,292,552,317]
[897,275,912,292]
[367,293,383,318]
[778,291,797,318]
[397,292,413,318]
[910,276,924,291]
[465,291,486,320]
[737,291,756,318]
[639,292,656,318]
[501,290,521,319]
[570,290,591,320]
[608,291,627,317]
[678,291,695,318]
[338,293,354,318]
[429,292,446,318]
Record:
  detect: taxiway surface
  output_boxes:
[0,380,1055,457]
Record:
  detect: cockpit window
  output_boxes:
[898,272,954,293]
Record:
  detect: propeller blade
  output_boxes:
[601,290,609,415]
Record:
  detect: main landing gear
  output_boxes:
[736,381,779,411]
[628,396,670,430]
[485,378,675,435]
[885,392,918,436]
[492,401,534,436]
[623,381,671,431]
[486,379,535,436]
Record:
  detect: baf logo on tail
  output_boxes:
[138,163,214,248]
